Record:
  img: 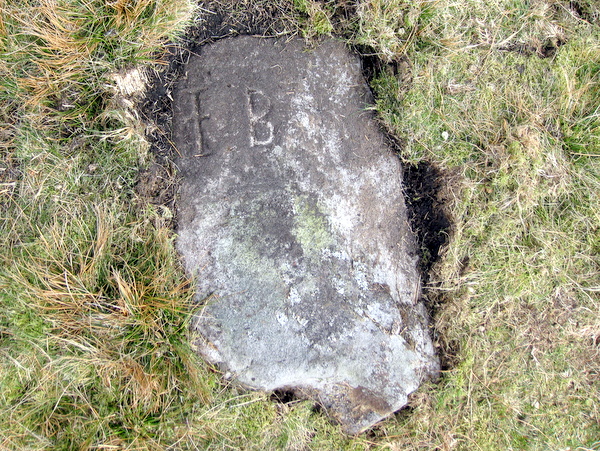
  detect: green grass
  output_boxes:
[1,0,599,449]
[366,0,600,448]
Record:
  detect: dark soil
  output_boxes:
[402,163,451,279]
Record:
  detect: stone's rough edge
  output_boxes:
[273,383,402,435]
[174,35,440,434]
[189,322,414,435]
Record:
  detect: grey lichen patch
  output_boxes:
[174,36,439,434]
[292,195,333,257]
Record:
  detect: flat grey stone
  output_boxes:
[173,36,439,434]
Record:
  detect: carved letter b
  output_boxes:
[248,90,274,147]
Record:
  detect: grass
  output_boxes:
[366,0,600,448]
[1,0,599,449]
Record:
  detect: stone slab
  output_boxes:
[173,36,439,434]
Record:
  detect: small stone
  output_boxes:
[173,36,439,434]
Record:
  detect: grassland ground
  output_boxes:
[0,0,599,449]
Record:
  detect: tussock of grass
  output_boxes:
[1,0,195,130]
[355,0,436,61]
[0,0,211,448]
[0,137,215,448]
[294,0,335,37]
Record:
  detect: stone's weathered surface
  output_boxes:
[174,36,439,434]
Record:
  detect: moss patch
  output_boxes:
[292,195,334,258]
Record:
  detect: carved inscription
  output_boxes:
[177,88,208,156]
[247,90,274,147]
[179,87,275,154]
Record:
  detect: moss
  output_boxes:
[292,196,333,258]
